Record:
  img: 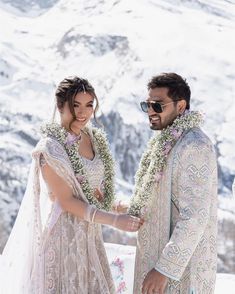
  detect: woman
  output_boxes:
[0,76,143,294]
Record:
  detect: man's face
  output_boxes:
[147,87,181,130]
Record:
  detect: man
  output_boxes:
[129,73,217,294]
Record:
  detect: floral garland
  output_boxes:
[40,123,115,211]
[128,110,204,216]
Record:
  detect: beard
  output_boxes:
[150,123,160,130]
[149,111,179,131]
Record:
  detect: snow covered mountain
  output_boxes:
[0,0,235,273]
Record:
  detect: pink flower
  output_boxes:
[65,132,81,146]
[163,143,172,155]
[76,174,85,184]
[140,206,148,217]
[155,172,163,182]
[171,129,182,139]
[117,281,127,293]
[113,258,124,274]
[100,179,105,192]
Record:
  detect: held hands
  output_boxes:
[142,269,168,294]
[112,214,144,232]
[112,200,129,213]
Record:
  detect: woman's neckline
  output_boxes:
[79,128,96,162]
[80,152,97,162]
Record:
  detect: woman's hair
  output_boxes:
[55,76,99,129]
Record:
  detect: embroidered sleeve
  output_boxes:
[155,135,217,281]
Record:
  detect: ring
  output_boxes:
[131,221,135,227]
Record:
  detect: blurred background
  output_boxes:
[0,0,235,275]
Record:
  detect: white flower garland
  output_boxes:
[128,110,204,216]
[40,123,115,211]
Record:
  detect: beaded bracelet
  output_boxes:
[91,209,98,223]
[112,214,118,227]
[84,205,95,222]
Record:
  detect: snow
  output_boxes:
[215,274,235,294]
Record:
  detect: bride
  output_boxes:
[0,76,143,294]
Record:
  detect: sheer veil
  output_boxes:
[0,162,36,293]
[0,157,53,294]
[0,107,57,294]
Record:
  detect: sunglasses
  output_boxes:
[140,101,175,113]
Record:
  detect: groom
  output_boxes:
[129,73,217,294]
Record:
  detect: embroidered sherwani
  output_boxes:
[133,127,217,294]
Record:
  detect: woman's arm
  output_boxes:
[41,162,143,232]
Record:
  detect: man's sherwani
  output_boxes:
[133,127,217,294]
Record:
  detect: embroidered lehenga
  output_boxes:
[0,125,115,294]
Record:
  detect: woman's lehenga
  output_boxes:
[0,132,115,294]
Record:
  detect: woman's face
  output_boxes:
[60,92,94,134]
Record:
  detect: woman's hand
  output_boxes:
[112,214,144,232]
[94,188,104,202]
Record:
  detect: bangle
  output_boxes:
[112,214,118,227]
[84,205,95,222]
[91,209,98,223]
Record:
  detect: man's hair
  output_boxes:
[147,73,191,109]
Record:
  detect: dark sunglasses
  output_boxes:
[140,101,175,113]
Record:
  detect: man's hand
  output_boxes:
[112,200,129,213]
[142,268,168,294]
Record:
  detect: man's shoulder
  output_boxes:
[179,127,215,153]
[183,127,212,144]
